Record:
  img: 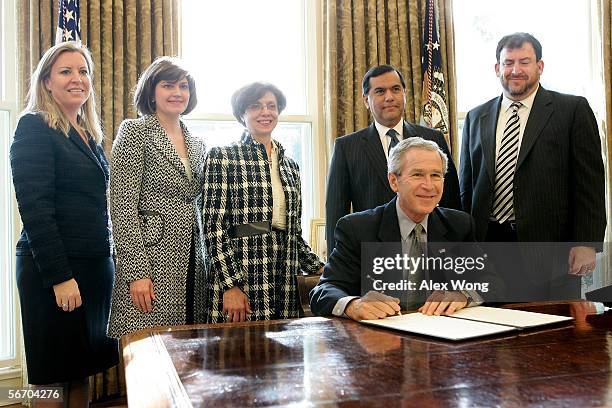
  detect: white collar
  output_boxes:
[374,120,404,139]
[395,199,428,240]
[501,83,539,112]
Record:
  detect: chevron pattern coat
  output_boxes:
[108,115,207,337]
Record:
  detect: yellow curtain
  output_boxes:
[602,0,612,283]
[16,0,179,155]
[605,1,611,173]
[16,0,179,401]
[323,0,458,156]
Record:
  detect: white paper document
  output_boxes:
[362,313,516,341]
[361,306,573,341]
[451,306,573,328]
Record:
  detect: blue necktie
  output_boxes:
[387,129,400,154]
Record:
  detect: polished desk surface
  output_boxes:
[122,302,612,407]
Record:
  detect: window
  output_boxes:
[0,0,19,375]
[0,0,3,98]
[181,0,323,237]
[453,0,605,134]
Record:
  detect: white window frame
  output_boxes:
[453,0,605,164]
[178,0,327,236]
[0,0,22,392]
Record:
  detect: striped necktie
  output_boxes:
[387,129,400,154]
[492,102,522,223]
[405,223,426,309]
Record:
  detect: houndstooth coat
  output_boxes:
[108,115,207,338]
[202,131,322,323]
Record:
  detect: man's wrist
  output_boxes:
[332,295,359,317]
[344,298,358,319]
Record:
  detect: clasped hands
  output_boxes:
[345,290,468,321]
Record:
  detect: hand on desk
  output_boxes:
[569,301,597,320]
[346,291,400,321]
[223,286,252,322]
[568,246,596,276]
[419,291,467,316]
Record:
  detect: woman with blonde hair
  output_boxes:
[107,57,207,337]
[10,41,117,406]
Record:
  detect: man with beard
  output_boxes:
[326,65,461,256]
[460,32,605,299]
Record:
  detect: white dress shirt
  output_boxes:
[494,85,538,161]
[180,157,193,181]
[269,141,287,231]
[374,120,405,159]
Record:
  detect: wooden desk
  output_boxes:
[122,302,612,407]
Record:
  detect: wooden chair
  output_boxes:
[297,274,322,317]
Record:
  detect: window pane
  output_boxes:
[181,0,307,115]
[0,108,15,362]
[453,0,594,113]
[0,0,3,99]
[184,119,314,231]
[181,0,317,238]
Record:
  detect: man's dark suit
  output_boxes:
[325,121,462,255]
[310,198,475,317]
[460,86,606,243]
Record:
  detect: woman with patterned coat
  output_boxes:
[202,82,323,323]
[108,58,206,337]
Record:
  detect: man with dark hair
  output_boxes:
[495,32,542,63]
[325,64,461,256]
[460,32,605,292]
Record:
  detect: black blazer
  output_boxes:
[310,198,474,316]
[10,113,112,288]
[325,121,461,255]
[460,86,606,243]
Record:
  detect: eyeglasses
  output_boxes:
[246,102,278,113]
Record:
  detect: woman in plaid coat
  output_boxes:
[202,82,323,323]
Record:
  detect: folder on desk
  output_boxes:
[361,306,573,341]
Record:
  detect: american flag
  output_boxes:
[55,0,81,44]
[420,0,449,136]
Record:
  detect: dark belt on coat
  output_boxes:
[228,221,272,238]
